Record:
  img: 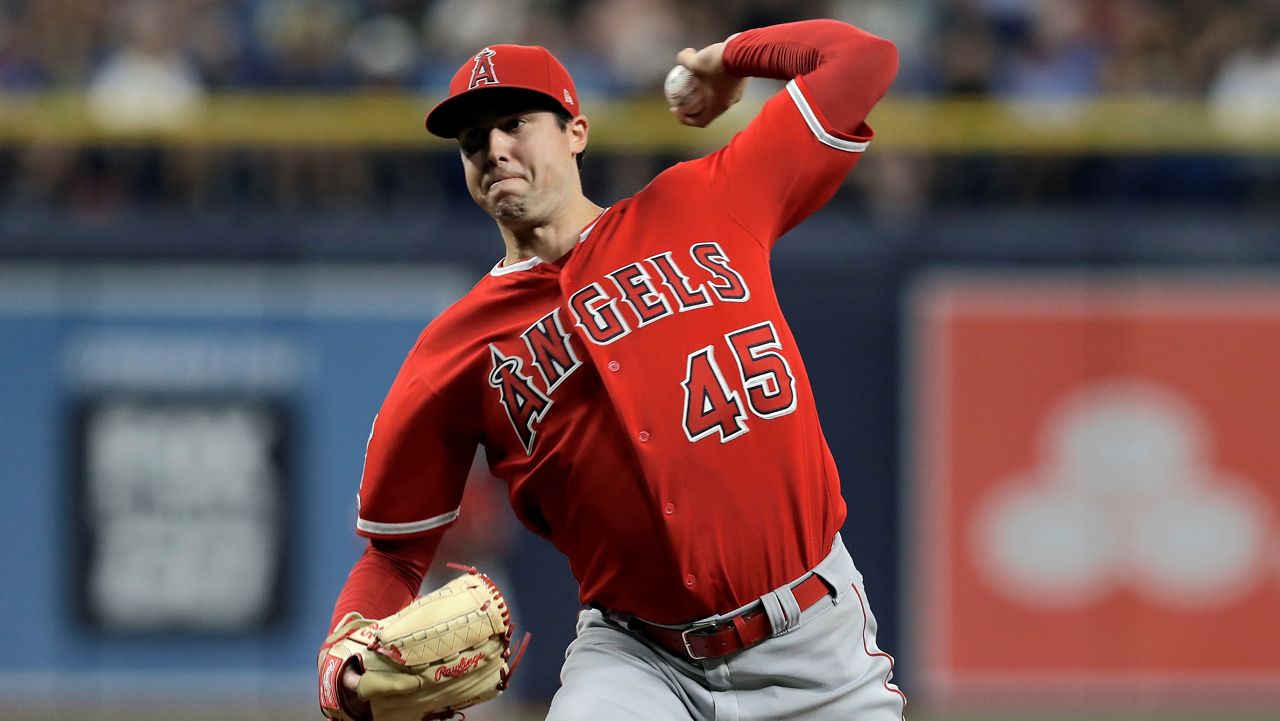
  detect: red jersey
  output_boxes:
[353,23,895,624]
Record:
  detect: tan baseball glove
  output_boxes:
[318,564,530,721]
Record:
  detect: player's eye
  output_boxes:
[459,130,485,155]
[457,115,526,156]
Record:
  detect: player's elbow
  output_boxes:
[870,35,899,76]
[871,37,900,98]
[853,30,900,99]
[824,20,901,98]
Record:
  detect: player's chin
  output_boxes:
[490,198,529,223]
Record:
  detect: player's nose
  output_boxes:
[485,127,515,161]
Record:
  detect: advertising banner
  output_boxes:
[910,274,1280,709]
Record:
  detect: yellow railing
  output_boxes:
[2,91,1278,153]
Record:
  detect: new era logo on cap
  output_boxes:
[425,44,580,138]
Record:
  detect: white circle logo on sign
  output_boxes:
[972,379,1271,610]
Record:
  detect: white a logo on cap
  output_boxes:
[563,89,573,105]
[469,48,499,88]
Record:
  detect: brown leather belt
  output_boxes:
[629,573,832,661]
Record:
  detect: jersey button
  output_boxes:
[684,574,696,588]
[638,430,650,442]
[664,502,675,515]
[607,360,621,372]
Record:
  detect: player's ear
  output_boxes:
[569,115,589,156]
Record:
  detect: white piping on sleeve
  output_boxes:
[356,507,460,535]
[785,79,870,153]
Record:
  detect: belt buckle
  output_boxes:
[679,620,720,661]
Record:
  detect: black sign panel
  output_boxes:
[72,396,290,632]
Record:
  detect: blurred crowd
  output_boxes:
[1,0,1278,99]
[1,0,1277,220]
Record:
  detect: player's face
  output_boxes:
[458,109,586,227]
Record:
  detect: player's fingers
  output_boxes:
[669,106,698,127]
[675,47,697,69]
[684,107,713,128]
[682,45,724,76]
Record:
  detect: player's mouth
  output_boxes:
[487,176,525,192]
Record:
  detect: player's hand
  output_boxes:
[342,665,371,719]
[318,567,529,721]
[672,41,747,128]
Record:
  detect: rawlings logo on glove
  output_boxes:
[318,564,530,721]
[435,652,486,680]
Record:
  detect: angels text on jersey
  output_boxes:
[488,241,799,453]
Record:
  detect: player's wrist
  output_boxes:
[318,619,376,721]
[319,654,371,721]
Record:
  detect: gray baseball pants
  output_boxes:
[545,535,906,720]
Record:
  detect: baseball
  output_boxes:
[664,65,703,114]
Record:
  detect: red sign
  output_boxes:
[910,274,1280,710]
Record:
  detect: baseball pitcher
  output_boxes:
[320,17,903,721]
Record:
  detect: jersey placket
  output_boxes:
[555,256,689,575]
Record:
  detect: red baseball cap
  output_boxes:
[425,44,580,139]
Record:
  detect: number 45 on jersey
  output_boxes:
[682,320,797,443]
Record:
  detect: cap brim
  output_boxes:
[425,86,569,139]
